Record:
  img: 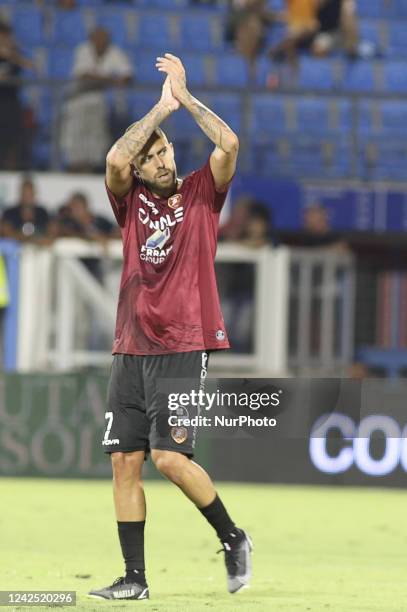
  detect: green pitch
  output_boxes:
[1,478,405,611]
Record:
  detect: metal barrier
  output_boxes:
[4,239,355,375]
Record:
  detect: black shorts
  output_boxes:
[102,350,209,458]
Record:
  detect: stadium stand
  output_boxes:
[0,0,403,180]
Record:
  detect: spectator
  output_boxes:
[60,28,133,173]
[269,0,319,65]
[241,202,277,248]
[279,202,348,250]
[0,22,33,170]
[226,0,279,76]
[219,195,254,242]
[1,176,54,244]
[57,191,118,241]
[312,0,358,57]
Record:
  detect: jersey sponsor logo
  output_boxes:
[138,198,183,265]
[216,329,225,341]
[168,193,182,209]
[139,193,159,215]
[138,207,183,230]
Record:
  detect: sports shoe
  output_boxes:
[217,530,253,594]
[88,576,149,600]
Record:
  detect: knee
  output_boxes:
[111,451,143,487]
[152,450,187,484]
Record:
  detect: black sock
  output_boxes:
[117,521,146,584]
[199,494,242,543]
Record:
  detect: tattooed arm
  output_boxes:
[106,76,179,197]
[156,53,239,189]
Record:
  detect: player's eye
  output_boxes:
[160,148,166,156]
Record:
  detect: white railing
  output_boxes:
[15,239,354,374]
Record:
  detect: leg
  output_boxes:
[111,450,147,586]
[151,449,239,541]
[151,449,252,594]
[151,448,215,507]
[112,450,146,521]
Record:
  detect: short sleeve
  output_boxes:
[195,158,232,213]
[72,43,92,77]
[105,178,137,227]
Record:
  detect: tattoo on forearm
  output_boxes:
[115,104,168,160]
[187,97,237,153]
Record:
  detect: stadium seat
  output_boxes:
[250,95,290,140]
[48,46,75,79]
[126,90,159,122]
[178,14,216,52]
[12,6,44,47]
[137,14,174,50]
[205,93,242,133]
[297,58,337,91]
[50,9,88,46]
[360,139,407,181]
[384,61,407,92]
[180,53,207,87]
[357,99,377,137]
[147,0,188,8]
[358,20,383,53]
[395,0,407,17]
[295,98,332,135]
[134,52,167,84]
[335,98,353,132]
[356,0,392,18]
[212,54,249,87]
[387,22,407,58]
[379,100,407,135]
[342,60,377,92]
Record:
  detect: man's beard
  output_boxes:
[143,169,177,198]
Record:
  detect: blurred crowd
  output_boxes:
[0,175,120,245]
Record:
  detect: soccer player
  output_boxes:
[89,54,252,601]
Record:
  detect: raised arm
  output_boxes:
[106,76,180,197]
[156,54,239,189]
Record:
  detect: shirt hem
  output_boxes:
[112,343,230,356]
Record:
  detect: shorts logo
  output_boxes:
[103,411,120,446]
[171,426,188,444]
[168,193,183,209]
[216,329,225,341]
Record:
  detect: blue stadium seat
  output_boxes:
[48,47,75,79]
[387,22,407,58]
[297,58,337,91]
[137,14,174,50]
[50,9,87,46]
[179,14,215,52]
[360,139,407,181]
[357,99,377,136]
[356,0,391,18]
[396,0,407,17]
[134,52,166,84]
[180,54,207,86]
[12,7,44,46]
[96,8,131,47]
[384,61,407,92]
[295,98,331,135]
[359,20,382,51]
[212,54,249,87]
[335,99,353,132]
[126,90,160,122]
[148,0,188,8]
[205,93,242,133]
[342,60,377,92]
[380,100,407,134]
[250,95,289,140]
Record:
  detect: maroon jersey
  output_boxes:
[106,159,231,355]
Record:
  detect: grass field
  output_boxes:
[1,478,406,611]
